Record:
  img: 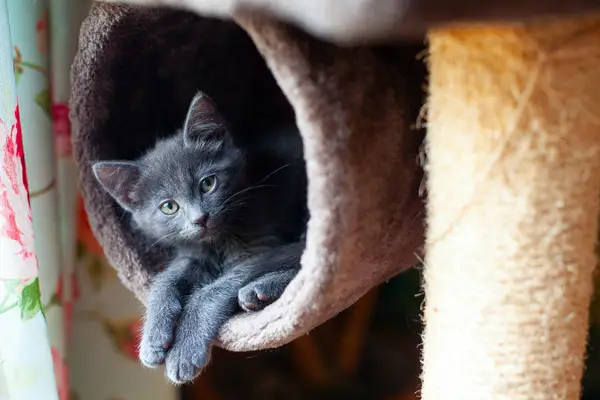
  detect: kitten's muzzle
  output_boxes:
[192,214,209,229]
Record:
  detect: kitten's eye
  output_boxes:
[159,200,179,215]
[200,176,216,193]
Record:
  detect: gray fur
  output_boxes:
[93,92,307,383]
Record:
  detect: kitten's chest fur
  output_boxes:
[176,234,284,275]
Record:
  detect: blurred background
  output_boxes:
[1,1,600,399]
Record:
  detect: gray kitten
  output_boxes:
[93,92,307,383]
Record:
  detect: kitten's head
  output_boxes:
[93,92,247,246]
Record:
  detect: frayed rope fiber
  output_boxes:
[422,16,600,399]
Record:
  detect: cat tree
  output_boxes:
[73,1,600,397]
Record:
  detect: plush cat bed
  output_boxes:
[73,1,600,398]
[71,3,425,351]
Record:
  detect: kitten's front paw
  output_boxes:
[139,296,182,368]
[164,323,211,384]
[139,335,172,368]
[238,282,275,311]
[238,269,297,312]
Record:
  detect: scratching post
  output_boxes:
[422,17,600,399]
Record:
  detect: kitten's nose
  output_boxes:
[192,214,209,228]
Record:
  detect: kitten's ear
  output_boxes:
[92,161,141,212]
[183,92,230,147]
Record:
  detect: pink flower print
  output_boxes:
[36,9,49,56]
[0,190,25,254]
[3,107,25,194]
[0,106,37,280]
[13,106,29,197]
[51,347,70,400]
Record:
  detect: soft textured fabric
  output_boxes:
[422,17,600,399]
[71,4,425,351]
[97,0,600,43]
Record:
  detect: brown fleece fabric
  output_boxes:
[71,3,425,351]
[97,0,600,44]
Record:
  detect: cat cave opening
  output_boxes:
[74,7,299,289]
[73,3,425,353]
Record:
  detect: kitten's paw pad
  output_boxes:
[139,341,167,368]
[238,284,274,312]
[256,292,270,302]
[238,270,296,312]
[165,342,210,384]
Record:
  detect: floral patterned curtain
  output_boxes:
[0,1,175,399]
[0,0,60,397]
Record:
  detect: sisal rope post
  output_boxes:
[422,17,600,399]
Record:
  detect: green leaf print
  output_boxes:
[19,278,44,320]
[34,88,51,118]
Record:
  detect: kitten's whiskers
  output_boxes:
[219,199,248,214]
[219,164,290,209]
[253,164,291,186]
[220,184,277,208]
[146,232,179,249]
